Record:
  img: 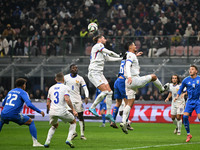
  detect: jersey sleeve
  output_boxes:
[80,77,89,98]
[22,91,42,114]
[125,53,134,78]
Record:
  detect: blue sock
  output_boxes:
[126,112,130,122]
[183,115,190,134]
[112,106,119,120]
[29,121,37,139]
[102,114,106,124]
[0,121,4,132]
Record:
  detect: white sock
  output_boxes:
[79,121,84,136]
[153,78,164,92]
[91,91,107,109]
[177,119,182,132]
[173,118,177,128]
[122,105,131,124]
[106,94,112,114]
[45,126,56,145]
[32,136,38,145]
[67,123,76,141]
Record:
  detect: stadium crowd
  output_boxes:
[0,0,200,57]
[0,0,198,100]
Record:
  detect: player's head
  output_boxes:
[15,78,27,90]
[93,35,107,44]
[124,41,137,53]
[189,65,198,76]
[171,75,181,84]
[55,72,64,83]
[70,64,78,75]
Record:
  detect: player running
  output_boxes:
[174,65,200,142]
[0,78,45,147]
[165,75,186,135]
[64,64,89,140]
[88,35,122,123]
[44,72,78,148]
[120,41,167,134]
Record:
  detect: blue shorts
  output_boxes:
[184,100,200,114]
[1,113,30,125]
[100,102,107,110]
[114,78,127,100]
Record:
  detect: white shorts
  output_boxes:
[88,71,108,88]
[73,101,84,113]
[49,111,74,125]
[126,75,152,99]
[171,103,185,115]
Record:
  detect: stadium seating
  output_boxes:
[169,46,176,56]
[175,46,184,56]
[184,46,192,56]
[192,46,200,56]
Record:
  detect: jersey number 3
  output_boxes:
[54,92,59,104]
[5,94,18,106]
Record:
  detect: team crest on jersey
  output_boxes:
[197,80,199,84]
[188,82,191,84]
[76,80,79,84]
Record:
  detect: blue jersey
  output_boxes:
[2,88,41,116]
[95,89,105,103]
[178,75,200,101]
[118,60,125,78]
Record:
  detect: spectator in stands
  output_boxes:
[8,36,17,56]
[31,37,40,56]
[184,24,194,37]
[148,37,159,57]
[14,37,24,55]
[189,31,197,46]
[197,31,200,45]
[2,24,16,41]
[138,96,145,101]
[0,36,9,56]
[34,89,41,99]
[160,11,168,25]
[171,29,182,46]
[24,37,32,56]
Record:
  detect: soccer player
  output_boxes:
[120,41,167,134]
[174,65,200,142]
[95,88,107,127]
[165,75,186,135]
[111,58,132,129]
[88,35,122,123]
[64,64,89,140]
[0,78,45,147]
[44,72,78,148]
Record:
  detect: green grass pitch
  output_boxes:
[0,121,200,150]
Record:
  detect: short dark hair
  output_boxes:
[15,78,27,87]
[55,72,64,81]
[93,35,102,43]
[124,41,133,51]
[70,64,77,70]
[170,74,181,84]
[190,65,198,72]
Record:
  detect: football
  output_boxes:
[88,22,98,33]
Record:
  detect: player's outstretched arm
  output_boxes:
[105,55,123,61]
[65,95,78,117]
[102,48,120,57]
[46,99,51,114]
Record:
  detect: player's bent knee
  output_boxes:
[70,119,76,124]
[151,74,157,81]
[53,123,58,128]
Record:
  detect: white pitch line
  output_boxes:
[112,142,200,150]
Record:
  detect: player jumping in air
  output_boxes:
[121,41,167,134]
[88,35,122,123]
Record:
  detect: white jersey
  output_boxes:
[88,43,106,72]
[124,52,140,78]
[64,74,87,103]
[47,83,70,116]
[169,83,185,106]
